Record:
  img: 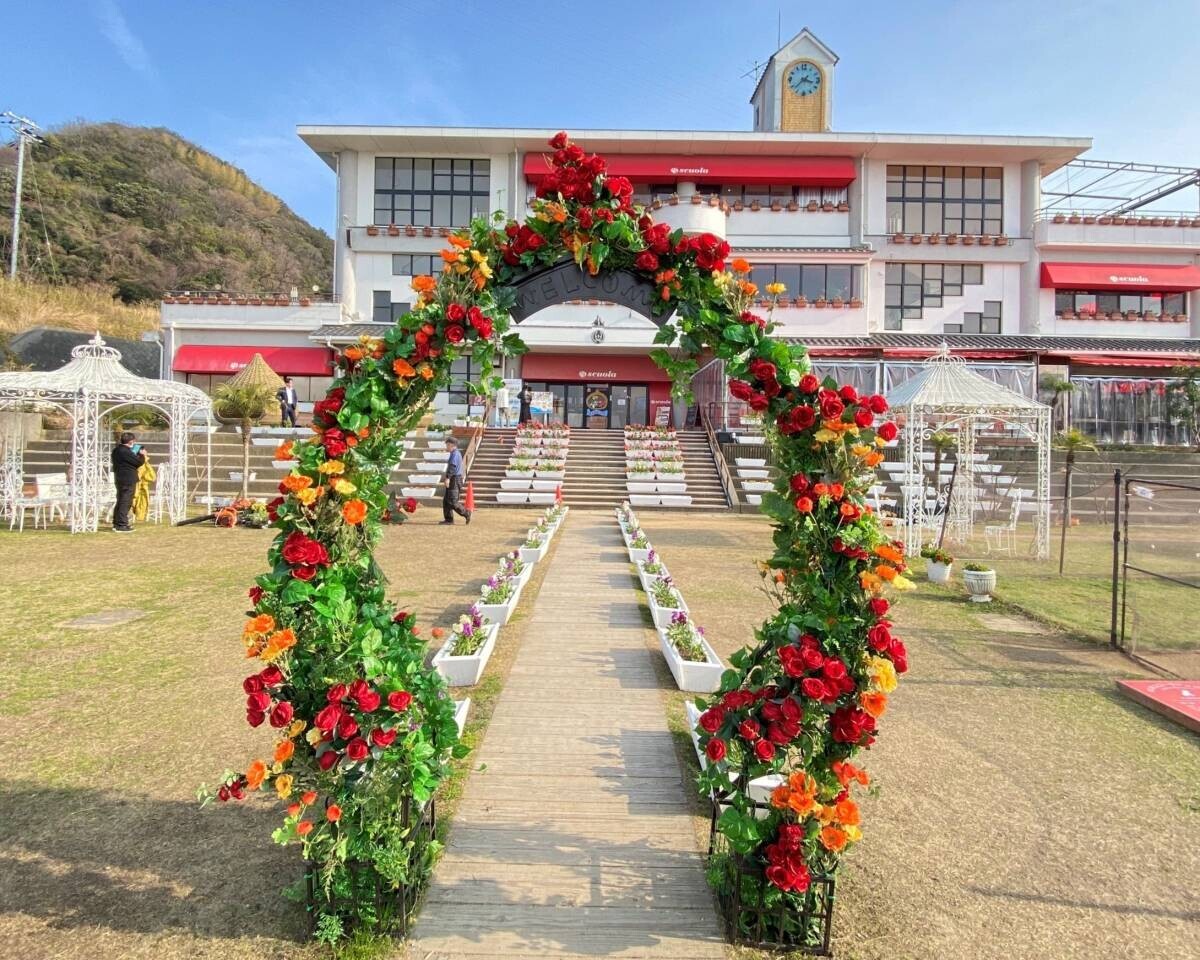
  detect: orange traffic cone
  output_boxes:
[555,484,563,505]
[465,481,476,512]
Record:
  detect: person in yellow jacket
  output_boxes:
[132,451,157,524]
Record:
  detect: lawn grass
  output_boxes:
[0,509,548,960]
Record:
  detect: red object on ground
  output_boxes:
[555,485,563,505]
[1116,679,1200,734]
[172,344,334,375]
[464,482,475,512]
[1039,262,1200,292]
[523,153,856,187]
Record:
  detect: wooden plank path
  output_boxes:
[411,512,725,959]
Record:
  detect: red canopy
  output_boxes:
[172,345,333,376]
[523,153,856,187]
[1039,262,1200,292]
[1064,354,1200,368]
[520,353,672,382]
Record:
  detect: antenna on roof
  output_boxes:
[739,60,768,82]
[2,111,44,281]
[778,9,782,49]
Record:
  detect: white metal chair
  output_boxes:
[8,480,48,531]
[35,473,70,524]
[985,488,1025,555]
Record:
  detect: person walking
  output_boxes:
[110,431,146,533]
[494,384,510,427]
[440,437,471,525]
[518,384,533,425]
[277,376,299,427]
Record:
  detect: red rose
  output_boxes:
[877,421,898,442]
[854,408,874,428]
[292,565,317,581]
[747,392,769,412]
[281,531,329,568]
[801,646,825,671]
[322,429,348,457]
[738,719,761,741]
[799,374,820,393]
[217,785,230,802]
[868,394,889,414]
[890,638,909,673]
[634,251,659,271]
[727,379,753,401]
[403,497,418,513]
[345,737,370,762]
[795,496,814,513]
[327,683,348,703]
[444,324,465,344]
[840,385,858,403]
[800,677,827,700]
[820,396,844,420]
[315,704,343,732]
[269,702,294,728]
[549,131,569,149]
[869,597,890,617]
[699,707,724,733]
[791,406,816,429]
[248,586,264,605]
[336,714,359,739]
[371,727,397,748]
[446,303,466,322]
[761,700,782,722]
[317,749,340,770]
[229,781,244,800]
[705,738,727,762]
[754,739,776,761]
[259,665,284,687]
[473,315,493,339]
[356,689,381,712]
[822,659,848,682]
[388,690,412,712]
[780,697,802,722]
[749,359,777,383]
[868,623,892,652]
[246,710,266,728]
[246,690,271,712]
[243,675,264,695]
[778,645,805,678]
[831,706,876,744]
[789,474,810,494]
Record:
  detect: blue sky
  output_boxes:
[6,0,1199,231]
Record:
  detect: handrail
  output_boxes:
[699,404,740,510]
[461,400,492,476]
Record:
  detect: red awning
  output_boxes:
[520,353,673,382]
[1040,262,1200,292]
[173,345,333,376]
[1064,353,1200,368]
[523,153,856,187]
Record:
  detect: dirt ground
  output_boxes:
[640,512,1200,960]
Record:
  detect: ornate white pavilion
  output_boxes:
[0,334,212,532]
[885,346,1052,560]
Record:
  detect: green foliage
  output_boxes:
[964,562,992,572]
[1167,366,1200,448]
[0,122,331,298]
[213,383,275,422]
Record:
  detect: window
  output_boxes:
[886,165,1002,235]
[747,263,857,301]
[374,158,490,227]
[372,290,411,324]
[392,254,439,277]
[944,300,1002,335]
[884,262,985,329]
[720,184,847,205]
[448,355,486,405]
[1054,289,1188,319]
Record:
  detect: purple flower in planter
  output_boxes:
[645,550,657,564]
[670,610,690,626]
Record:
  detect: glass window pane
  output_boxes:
[1055,291,1073,312]
[886,263,902,283]
[473,173,489,192]
[886,165,904,182]
[962,313,981,334]
[905,165,924,181]
[984,168,1003,200]
[902,286,922,308]
[774,264,801,294]
[944,283,962,297]
[750,265,775,290]
[374,205,390,225]
[944,169,962,198]
[924,295,943,309]
[885,284,902,308]
[983,300,1002,318]
[827,265,851,300]
[904,202,923,233]
[964,167,983,199]
[373,290,391,307]
[392,255,409,275]
[887,201,904,233]
[374,159,393,189]
[923,278,943,298]
[984,217,1002,235]
[1097,294,1119,313]
[1164,293,1184,314]
[452,195,471,225]
[393,160,412,190]
[944,264,962,284]
[902,306,922,319]
[963,264,983,285]
[433,195,452,225]
[413,159,432,190]
[981,316,1000,334]
[1119,294,1142,312]
[903,264,922,285]
[884,307,902,329]
[802,265,826,301]
[943,323,963,333]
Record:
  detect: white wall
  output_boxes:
[862,259,1021,335]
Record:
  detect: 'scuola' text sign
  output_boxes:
[509,260,664,324]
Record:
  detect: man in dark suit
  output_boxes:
[440,437,471,525]
[111,432,146,533]
[277,376,299,427]
[518,384,533,424]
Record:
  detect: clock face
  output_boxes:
[787,62,821,96]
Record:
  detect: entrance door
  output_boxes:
[584,384,611,429]
[610,385,630,429]
[564,384,585,429]
[629,385,649,426]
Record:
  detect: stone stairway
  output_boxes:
[470,429,730,510]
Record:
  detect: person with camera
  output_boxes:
[111,431,146,533]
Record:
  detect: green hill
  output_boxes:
[0,121,331,302]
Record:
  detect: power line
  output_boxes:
[2,111,45,281]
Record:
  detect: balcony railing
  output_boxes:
[162,291,340,305]
[1036,210,1200,227]
[1056,309,1188,324]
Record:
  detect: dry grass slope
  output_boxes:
[0,278,158,343]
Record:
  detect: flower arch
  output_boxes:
[208,132,910,937]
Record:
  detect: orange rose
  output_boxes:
[356,427,369,439]
[411,275,437,294]
[243,614,275,638]
[301,790,317,805]
[820,825,848,852]
[864,451,884,467]
[860,690,888,718]
[417,364,434,381]
[448,233,472,249]
[281,473,313,493]
[274,740,295,763]
[345,435,358,447]
[874,564,898,582]
[770,785,791,810]
[788,791,816,816]
[342,499,367,525]
[326,804,342,822]
[873,543,905,565]
[393,357,416,378]
[245,760,267,790]
[287,803,301,817]
[834,797,861,827]
[731,258,751,274]
[344,346,365,363]
[297,820,313,836]
[430,626,445,640]
[274,440,295,461]
[261,628,297,662]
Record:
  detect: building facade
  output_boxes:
[161,29,1200,442]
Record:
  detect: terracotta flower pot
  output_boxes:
[770,201,782,211]
[366,225,380,236]
[1175,313,1188,322]
[821,201,835,212]
[1068,215,1081,224]
[1112,217,1126,225]
[732,200,744,211]
[1151,217,1164,226]
[249,298,262,305]
[235,298,247,305]
[831,297,844,308]
[1162,218,1177,227]
[806,200,819,212]
[405,225,417,236]
[814,298,828,309]
[669,195,679,206]
[786,201,799,212]
[1083,216,1096,224]
[978,235,992,245]
[205,297,219,305]
[796,296,808,308]
[749,200,761,211]
[837,201,849,212]
[423,226,433,237]
[690,194,702,205]
[276,297,289,306]
[300,298,311,306]
[962,235,976,245]
[909,234,922,244]
[946,234,959,245]
[1052,214,1066,223]
[1098,217,1112,225]
[162,297,175,304]
[994,235,1008,245]
[387,224,400,236]
[928,233,941,244]
[891,233,905,243]
[849,298,863,308]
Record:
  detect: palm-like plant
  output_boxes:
[1054,428,1097,575]
[214,383,275,499]
[1041,375,1074,432]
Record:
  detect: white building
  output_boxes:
[162,28,1200,443]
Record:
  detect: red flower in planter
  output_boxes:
[705,738,727,762]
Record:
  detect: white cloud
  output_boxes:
[93,0,155,78]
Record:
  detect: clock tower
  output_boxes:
[750,28,837,133]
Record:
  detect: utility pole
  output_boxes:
[3,112,43,281]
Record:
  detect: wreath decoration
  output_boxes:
[205,132,910,937]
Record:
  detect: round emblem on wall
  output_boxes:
[591,328,605,343]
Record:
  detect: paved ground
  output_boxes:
[410,512,725,960]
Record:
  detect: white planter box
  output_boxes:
[655,483,688,494]
[519,541,549,563]
[408,474,440,485]
[477,581,524,625]
[423,451,447,461]
[626,473,657,482]
[657,627,724,693]
[500,478,534,490]
[453,698,471,737]
[637,562,669,592]
[648,593,687,628]
[530,479,560,491]
[737,468,770,479]
[505,470,535,479]
[628,546,652,563]
[401,486,440,499]
[496,491,529,504]
[654,472,686,481]
[527,492,556,504]
[533,470,565,479]
[416,461,444,473]
[271,460,293,470]
[626,481,658,493]
[250,438,277,447]
[401,440,416,450]
[432,622,499,687]
[425,431,445,441]
[745,494,762,506]
[735,458,767,468]
[228,471,257,482]
[964,569,996,602]
[629,494,661,507]
[738,435,766,444]
[742,480,774,493]
[927,561,952,585]
[659,495,693,507]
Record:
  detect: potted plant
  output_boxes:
[637,550,669,591]
[366,225,380,236]
[691,193,702,205]
[962,234,976,245]
[770,200,782,212]
[831,296,845,308]
[404,224,417,236]
[928,233,941,244]
[920,544,954,584]
[214,382,275,499]
[669,194,680,206]
[627,530,652,564]
[1068,214,1081,224]
[786,200,799,212]
[432,607,499,686]
[837,200,850,212]
[814,297,828,309]
[647,575,687,629]
[963,562,996,602]
[909,234,923,244]
[657,611,723,693]
[476,574,522,626]
[732,199,743,212]
[946,233,959,245]
[795,295,808,308]
[505,458,535,479]
[387,224,400,236]
[519,530,549,564]
[849,297,863,308]
[1052,213,1066,224]
[821,200,835,212]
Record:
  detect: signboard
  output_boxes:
[508,260,664,325]
[654,404,672,426]
[1117,680,1200,734]
[530,391,555,415]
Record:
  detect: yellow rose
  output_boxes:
[305,728,322,746]
[288,719,306,737]
[318,460,345,475]
[765,282,786,296]
[275,774,294,799]
[295,487,320,506]
[332,478,357,496]
[814,428,838,443]
[844,825,862,843]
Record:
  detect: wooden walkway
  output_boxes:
[411,512,725,959]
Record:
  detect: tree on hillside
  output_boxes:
[214,383,275,499]
[1054,428,1097,575]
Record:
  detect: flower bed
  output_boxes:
[432,608,500,686]
[476,572,524,626]
[647,574,688,628]
[657,611,724,692]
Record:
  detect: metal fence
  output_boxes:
[1110,472,1200,678]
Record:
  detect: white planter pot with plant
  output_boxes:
[647,576,688,628]
[431,609,499,686]
[657,612,724,693]
[476,574,524,626]
[627,531,652,564]
[519,534,549,564]
[963,563,996,602]
[920,544,955,585]
[636,551,669,591]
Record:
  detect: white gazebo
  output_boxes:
[0,333,212,532]
[885,345,1051,560]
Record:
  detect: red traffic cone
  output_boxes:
[465,481,476,512]
[555,484,563,505]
